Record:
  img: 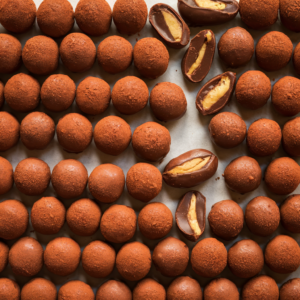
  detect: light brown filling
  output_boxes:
[161,10,182,42]
[195,0,226,10]
[168,156,210,175]
[188,194,201,236]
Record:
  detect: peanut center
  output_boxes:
[161,10,182,42]
[168,156,211,175]
[188,194,201,235]
[195,0,226,10]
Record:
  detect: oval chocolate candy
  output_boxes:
[182,29,215,83]
[196,71,236,116]
[176,191,206,242]
[178,0,239,27]
[163,149,218,188]
[149,3,190,49]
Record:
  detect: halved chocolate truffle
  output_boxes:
[283,117,300,157]
[280,278,300,300]
[280,0,300,32]
[0,278,20,300]
[21,278,57,300]
[96,280,132,300]
[204,278,239,300]
[58,281,94,300]
[281,194,300,233]
[133,279,166,300]
[0,112,19,151]
[0,157,13,195]
[0,242,8,273]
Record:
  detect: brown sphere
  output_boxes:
[283,117,300,157]
[112,76,149,115]
[265,157,300,195]
[191,238,227,278]
[82,240,115,278]
[14,158,51,196]
[0,34,22,73]
[0,157,13,195]
[97,36,132,74]
[293,42,300,75]
[60,33,96,73]
[0,278,20,300]
[281,194,300,233]
[58,281,94,300]
[280,0,300,32]
[0,81,3,108]
[0,112,19,151]
[31,197,66,235]
[88,164,125,203]
[76,76,111,115]
[256,31,293,71]
[100,204,136,243]
[133,279,166,300]
[167,277,202,300]
[204,278,239,300]
[41,74,76,112]
[44,237,81,276]
[57,113,93,153]
[116,241,151,281]
[21,278,57,300]
[96,280,132,300]
[280,278,300,300]
[0,241,9,272]
[22,36,59,75]
[4,73,40,112]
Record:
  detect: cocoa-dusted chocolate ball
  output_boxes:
[88,164,125,203]
[191,238,227,278]
[44,237,81,276]
[281,194,300,233]
[224,156,262,194]
[41,74,76,112]
[204,278,239,300]
[256,31,293,71]
[113,0,147,35]
[21,278,57,300]
[0,112,19,151]
[208,200,244,240]
[280,0,300,32]
[0,34,22,73]
[9,237,43,277]
[265,157,300,195]
[283,117,300,156]
[0,157,13,195]
[153,237,189,277]
[31,197,66,235]
[98,36,132,74]
[67,198,101,236]
[208,112,247,149]
[20,112,55,150]
[100,204,136,243]
[57,113,93,153]
[4,73,40,112]
[0,81,3,108]
[126,163,162,202]
[22,36,59,75]
[150,82,187,122]
[94,116,132,156]
[82,241,115,278]
[0,278,20,300]
[280,278,300,300]
[14,158,51,196]
[116,241,151,281]
[96,280,132,300]
[58,281,94,300]
[133,279,166,300]
[294,42,300,75]
[0,241,9,272]
[134,38,169,79]
[60,33,96,73]
[75,0,112,36]
[111,76,149,115]
[76,76,111,115]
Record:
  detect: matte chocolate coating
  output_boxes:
[294,42,300,75]
[21,278,57,300]
[58,281,94,300]
[0,112,19,152]
[280,0,300,32]
[281,194,300,233]
[0,242,8,272]
[0,81,3,108]
[182,29,215,83]
[96,280,132,300]
[0,157,13,195]
[204,278,239,300]
[133,278,166,300]
[0,278,20,300]
[280,278,300,300]
[283,117,300,157]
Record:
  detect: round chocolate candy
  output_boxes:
[96,280,132,300]
[21,278,57,300]
[283,117,300,157]
[280,194,300,233]
[280,278,300,300]
[0,241,9,273]
[0,112,19,152]
[204,278,239,300]
[0,157,13,195]
[280,0,300,32]
[58,281,94,300]
[294,42,300,75]
[0,278,20,300]
[133,279,166,300]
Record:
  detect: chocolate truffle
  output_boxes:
[0,241,8,272]
[14,158,51,196]
[97,36,132,74]
[20,112,55,150]
[100,204,136,243]
[235,70,272,110]
[150,82,187,122]
[37,0,74,37]
[22,36,59,75]
[116,241,151,281]
[281,194,300,233]
[152,237,189,277]
[0,112,19,151]
[0,278,20,300]
[132,122,171,161]
[283,117,300,157]
[82,241,115,278]
[21,278,57,300]
[265,157,300,195]
[293,42,300,75]
[280,278,300,300]
[204,278,239,300]
[96,280,132,300]
[209,112,247,149]
[56,113,93,153]
[280,0,300,32]
[133,279,166,300]
[239,0,279,29]
[52,159,88,199]
[224,156,262,194]
[44,237,81,276]
[4,73,40,112]
[76,76,111,115]
[0,200,28,240]
[0,157,13,195]
[60,33,96,73]
[9,237,43,277]
[31,197,66,235]
[0,0,36,33]
[134,38,169,79]
[191,238,227,278]
[41,74,76,112]
[0,34,22,73]
[272,76,300,117]
[126,163,162,202]
[113,0,148,35]
[0,81,3,108]
[88,164,125,203]
[67,198,101,236]
[256,31,293,71]
[58,281,94,300]
[208,200,244,240]
[111,76,149,115]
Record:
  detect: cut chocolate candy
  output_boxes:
[182,29,215,83]
[149,3,190,49]
[196,71,236,116]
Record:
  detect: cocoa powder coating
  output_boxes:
[133,278,166,300]
[204,278,239,300]
[58,281,94,300]
[280,194,300,233]
[280,0,300,32]
[0,278,20,300]
[280,278,300,300]
[0,112,19,151]
[0,157,13,195]
[96,280,132,300]
[283,117,300,157]
[293,42,300,75]
[21,278,57,300]
[0,81,3,108]
[0,241,9,273]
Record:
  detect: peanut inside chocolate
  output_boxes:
[161,10,182,41]
[187,193,201,236]
[195,0,226,10]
